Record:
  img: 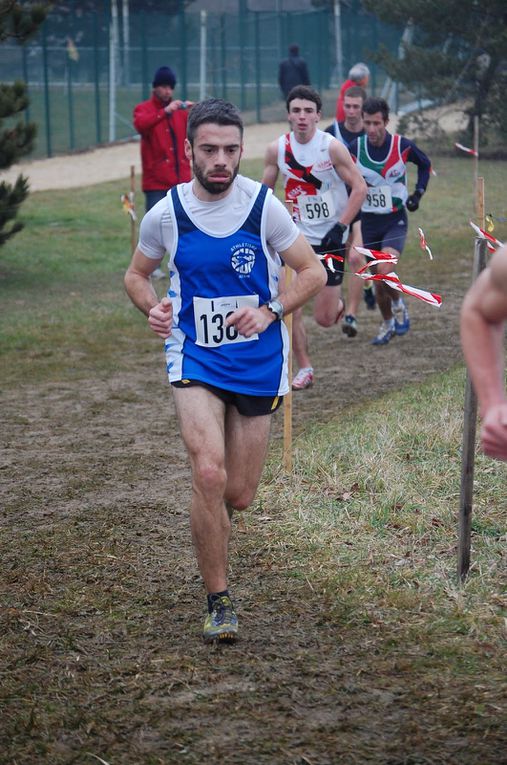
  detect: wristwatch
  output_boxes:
[265,299,284,321]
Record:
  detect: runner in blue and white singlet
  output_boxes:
[139,176,295,396]
[125,98,326,644]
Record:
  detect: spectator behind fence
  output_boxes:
[133,65,194,278]
[278,44,310,99]
[335,62,370,122]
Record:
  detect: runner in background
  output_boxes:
[262,85,366,389]
[348,97,431,345]
[326,85,375,337]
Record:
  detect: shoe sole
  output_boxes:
[203,630,238,644]
[372,333,395,346]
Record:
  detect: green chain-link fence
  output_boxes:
[0,1,402,158]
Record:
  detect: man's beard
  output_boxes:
[192,155,240,195]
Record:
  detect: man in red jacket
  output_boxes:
[134,66,194,212]
[133,66,194,278]
[335,62,370,123]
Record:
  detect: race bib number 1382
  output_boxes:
[193,294,259,347]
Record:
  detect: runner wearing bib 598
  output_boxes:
[262,85,367,390]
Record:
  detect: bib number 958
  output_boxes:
[362,185,392,213]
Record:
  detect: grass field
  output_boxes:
[1,156,506,763]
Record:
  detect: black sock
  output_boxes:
[207,589,229,613]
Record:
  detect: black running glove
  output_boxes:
[320,221,348,252]
[406,190,422,212]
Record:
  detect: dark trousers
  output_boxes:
[144,189,168,213]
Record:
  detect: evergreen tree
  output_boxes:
[361,0,507,139]
[0,1,48,247]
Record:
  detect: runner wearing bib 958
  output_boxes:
[348,96,431,345]
[124,98,326,644]
[262,85,367,390]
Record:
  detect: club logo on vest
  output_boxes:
[313,159,333,172]
[386,168,402,179]
[231,243,256,277]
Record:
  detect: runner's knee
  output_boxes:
[225,487,255,512]
[314,300,343,327]
[192,460,227,498]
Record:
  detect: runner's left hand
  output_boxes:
[321,222,349,252]
[406,191,422,212]
[226,306,273,337]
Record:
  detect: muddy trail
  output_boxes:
[3,266,497,765]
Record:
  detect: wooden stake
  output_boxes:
[457,232,487,583]
[283,200,294,473]
[130,164,137,255]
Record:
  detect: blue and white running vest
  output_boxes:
[164,182,290,396]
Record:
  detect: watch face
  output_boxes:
[269,300,283,319]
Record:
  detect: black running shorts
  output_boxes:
[172,380,283,417]
[361,209,408,255]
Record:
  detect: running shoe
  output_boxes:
[393,299,410,335]
[342,314,358,338]
[363,284,376,310]
[203,595,238,644]
[371,320,396,346]
[292,367,314,390]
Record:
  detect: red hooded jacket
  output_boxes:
[133,93,192,191]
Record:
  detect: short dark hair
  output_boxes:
[286,85,322,113]
[187,98,244,145]
[343,85,367,102]
[362,96,389,121]
[289,43,299,56]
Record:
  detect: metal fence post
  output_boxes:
[93,9,102,144]
[220,13,227,100]
[254,11,261,123]
[178,0,187,100]
[41,22,52,157]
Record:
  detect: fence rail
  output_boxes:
[0,3,403,158]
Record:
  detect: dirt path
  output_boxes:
[2,286,473,764]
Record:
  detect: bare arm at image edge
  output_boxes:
[460,244,507,461]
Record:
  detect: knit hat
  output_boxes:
[152,66,176,88]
